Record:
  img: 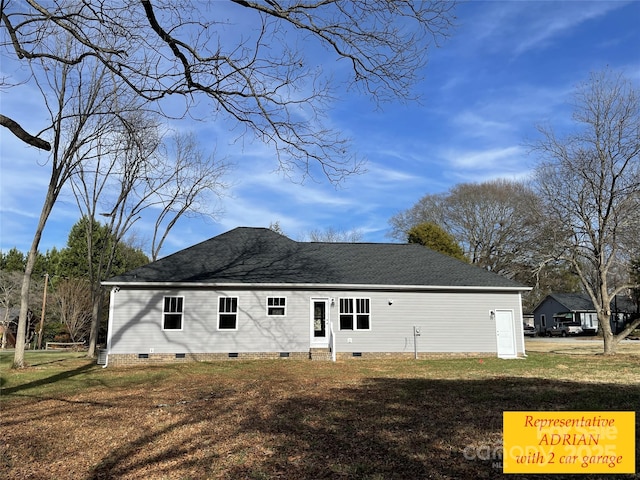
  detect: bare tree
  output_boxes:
[51,277,92,343]
[149,132,229,261]
[0,270,22,349]
[389,192,447,241]
[10,46,229,365]
[302,227,363,243]
[69,108,158,358]
[10,42,131,368]
[268,221,286,236]
[390,179,541,277]
[1,268,41,350]
[532,69,640,355]
[71,118,228,356]
[2,1,455,180]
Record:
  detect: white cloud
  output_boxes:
[452,111,514,138]
[510,3,624,56]
[459,1,628,58]
[443,145,523,170]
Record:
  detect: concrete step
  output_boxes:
[309,348,332,361]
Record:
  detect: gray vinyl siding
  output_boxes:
[108,288,311,354]
[108,287,524,355]
[334,291,524,354]
[533,297,565,333]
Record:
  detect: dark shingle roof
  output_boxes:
[549,293,595,312]
[550,293,638,313]
[105,227,526,289]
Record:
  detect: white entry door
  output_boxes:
[310,298,330,348]
[495,309,517,358]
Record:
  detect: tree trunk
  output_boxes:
[86,286,102,358]
[598,310,617,355]
[13,244,39,367]
[13,189,56,368]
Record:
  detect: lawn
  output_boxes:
[1,351,639,480]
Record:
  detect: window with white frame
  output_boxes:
[218,296,238,329]
[163,296,184,330]
[339,298,371,330]
[267,297,286,316]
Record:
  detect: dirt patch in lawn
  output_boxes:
[1,356,639,479]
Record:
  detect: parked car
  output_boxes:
[546,321,583,337]
[523,323,537,337]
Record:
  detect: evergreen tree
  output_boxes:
[408,222,468,262]
[1,248,26,272]
[59,217,149,279]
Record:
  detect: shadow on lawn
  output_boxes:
[88,376,640,480]
[1,361,96,395]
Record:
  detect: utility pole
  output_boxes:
[37,273,49,350]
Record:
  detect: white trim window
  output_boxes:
[163,296,184,330]
[339,298,371,330]
[267,297,286,316]
[218,296,238,330]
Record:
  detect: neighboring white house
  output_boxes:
[102,227,530,366]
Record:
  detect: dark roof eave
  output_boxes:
[101,280,531,292]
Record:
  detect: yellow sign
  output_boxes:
[503,411,635,474]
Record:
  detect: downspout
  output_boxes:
[102,286,117,368]
[330,320,336,362]
[520,292,527,357]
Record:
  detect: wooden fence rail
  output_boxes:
[45,342,86,351]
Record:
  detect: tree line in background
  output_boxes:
[0,218,149,351]
[391,70,640,354]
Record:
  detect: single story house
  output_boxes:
[533,293,639,335]
[102,227,530,366]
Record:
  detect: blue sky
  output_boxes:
[1,1,640,257]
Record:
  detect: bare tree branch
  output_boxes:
[0,114,50,150]
[2,0,456,182]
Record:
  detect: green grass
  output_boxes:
[1,351,639,479]
[1,350,638,400]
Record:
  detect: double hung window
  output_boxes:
[218,297,238,330]
[163,296,184,330]
[339,298,371,330]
